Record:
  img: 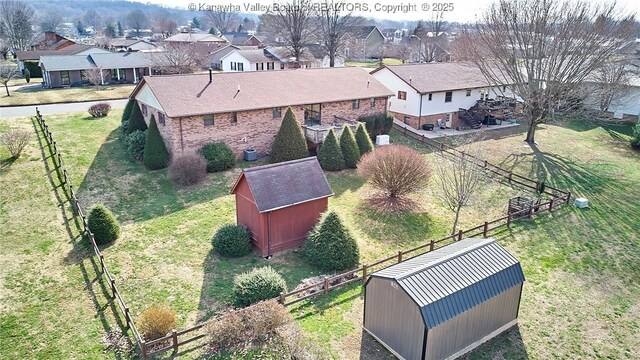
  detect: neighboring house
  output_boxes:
[371,62,515,130]
[219,48,281,72]
[230,157,333,257]
[305,44,345,68]
[15,44,110,73]
[109,39,157,52]
[343,26,385,61]
[382,28,404,45]
[205,45,245,69]
[264,46,314,69]
[364,237,525,360]
[221,32,263,46]
[129,67,393,158]
[583,73,640,118]
[39,52,153,88]
[29,31,75,51]
[164,33,227,44]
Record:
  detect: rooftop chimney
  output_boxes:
[237,84,241,92]
[209,68,212,83]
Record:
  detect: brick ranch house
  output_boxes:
[129,67,393,158]
[371,62,517,130]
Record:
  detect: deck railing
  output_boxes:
[302,116,361,143]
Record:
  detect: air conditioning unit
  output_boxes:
[574,197,589,208]
[376,134,390,146]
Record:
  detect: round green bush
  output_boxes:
[199,142,235,172]
[213,224,252,257]
[304,211,359,271]
[125,130,146,160]
[87,204,120,245]
[232,266,287,307]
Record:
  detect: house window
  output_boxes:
[231,62,236,71]
[370,97,376,108]
[61,71,70,85]
[466,90,471,97]
[80,71,88,84]
[261,63,264,70]
[445,91,452,103]
[204,114,214,126]
[231,112,238,123]
[256,63,259,71]
[428,93,432,101]
[352,99,360,109]
[398,91,407,100]
[158,112,166,125]
[238,63,243,71]
[141,104,147,116]
[280,63,285,70]
[273,107,282,118]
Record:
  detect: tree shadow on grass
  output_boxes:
[32,117,133,359]
[0,156,16,173]
[75,128,231,223]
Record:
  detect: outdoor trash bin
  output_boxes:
[243,149,257,161]
[422,124,434,131]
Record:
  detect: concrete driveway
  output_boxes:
[0,98,128,118]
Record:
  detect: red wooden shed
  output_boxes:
[230,157,334,257]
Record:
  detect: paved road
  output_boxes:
[0,98,128,118]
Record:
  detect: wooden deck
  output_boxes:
[302,116,361,144]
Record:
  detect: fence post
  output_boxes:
[111,279,117,299]
[362,265,368,282]
[457,230,463,241]
[483,222,488,237]
[484,160,488,168]
[565,192,571,205]
[141,341,148,360]
[429,240,435,251]
[507,213,512,227]
[100,254,105,274]
[323,278,329,294]
[397,251,402,263]
[125,307,131,327]
[172,329,178,352]
[508,172,513,183]
[549,198,554,212]
[279,292,285,305]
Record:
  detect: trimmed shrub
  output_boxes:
[0,129,30,159]
[317,129,345,171]
[355,123,374,155]
[168,153,207,186]
[358,112,393,139]
[24,68,30,83]
[631,123,640,150]
[23,61,42,78]
[339,125,360,168]
[198,142,235,172]
[125,130,146,161]
[270,107,308,163]
[232,266,287,307]
[121,98,134,124]
[127,101,147,133]
[88,103,111,117]
[143,116,169,170]
[213,224,252,257]
[87,204,120,245]
[138,305,176,341]
[304,211,359,271]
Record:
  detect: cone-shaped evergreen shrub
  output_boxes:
[270,107,308,163]
[87,204,120,245]
[631,123,640,150]
[317,129,345,171]
[355,123,374,155]
[143,116,169,170]
[339,125,360,168]
[127,101,147,133]
[213,224,252,257]
[233,266,287,307]
[122,98,134,124]
[304,211,359,271]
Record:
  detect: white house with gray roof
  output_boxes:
[219,48,281,72]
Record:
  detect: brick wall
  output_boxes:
[138,103,174,154]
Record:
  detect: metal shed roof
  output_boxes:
[373,238,525,328]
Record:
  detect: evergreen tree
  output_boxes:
[127,101,147,133]
[122,98,134,124]
[76,21,85,35]
[117,21,124,37]
[270,107,308,163]
[143,116,169,170]
[208,27,216,35]
[87,204,120,245]
[339,125,360,168]
[317,129,345,171]
[105,23,116,38]
[304,211,359,271]
[355,123,374,155]
[191,17,201,30]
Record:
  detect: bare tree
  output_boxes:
[83,9,102,31]
[463,0,636,144]
[590,58,635,113]
[205,9,238,33]
[126,9,149,38]
[153,11,178,39]
[0,39,9,60]
[424,10,449,37]
[0,129,30,159]
[0,1,35,51]
[315,1,363,67]
[0,63,20,96]
[152,43,203,74]
[82,68,107,89]
[392,43,413,64]
[433,139,486,234]
[40,11,63,32]
[263,0,314,62]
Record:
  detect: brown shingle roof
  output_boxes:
[231,157,333,213]
[133,66,393,118]
[15,44,97,61]
[372,62,508,94]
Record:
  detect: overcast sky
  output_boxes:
[141,0,640,24]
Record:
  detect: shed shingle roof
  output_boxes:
[132,66,394,118]
[372,62,508,93]
[373,238,525,328]
[230,157,333,213]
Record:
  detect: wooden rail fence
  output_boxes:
[34,109,572,358]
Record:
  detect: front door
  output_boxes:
[304,104,321,126]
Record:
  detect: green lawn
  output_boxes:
[1,111,638,359]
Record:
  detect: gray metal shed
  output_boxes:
[363,238,525,360]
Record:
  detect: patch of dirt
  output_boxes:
[101,328,133,356]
